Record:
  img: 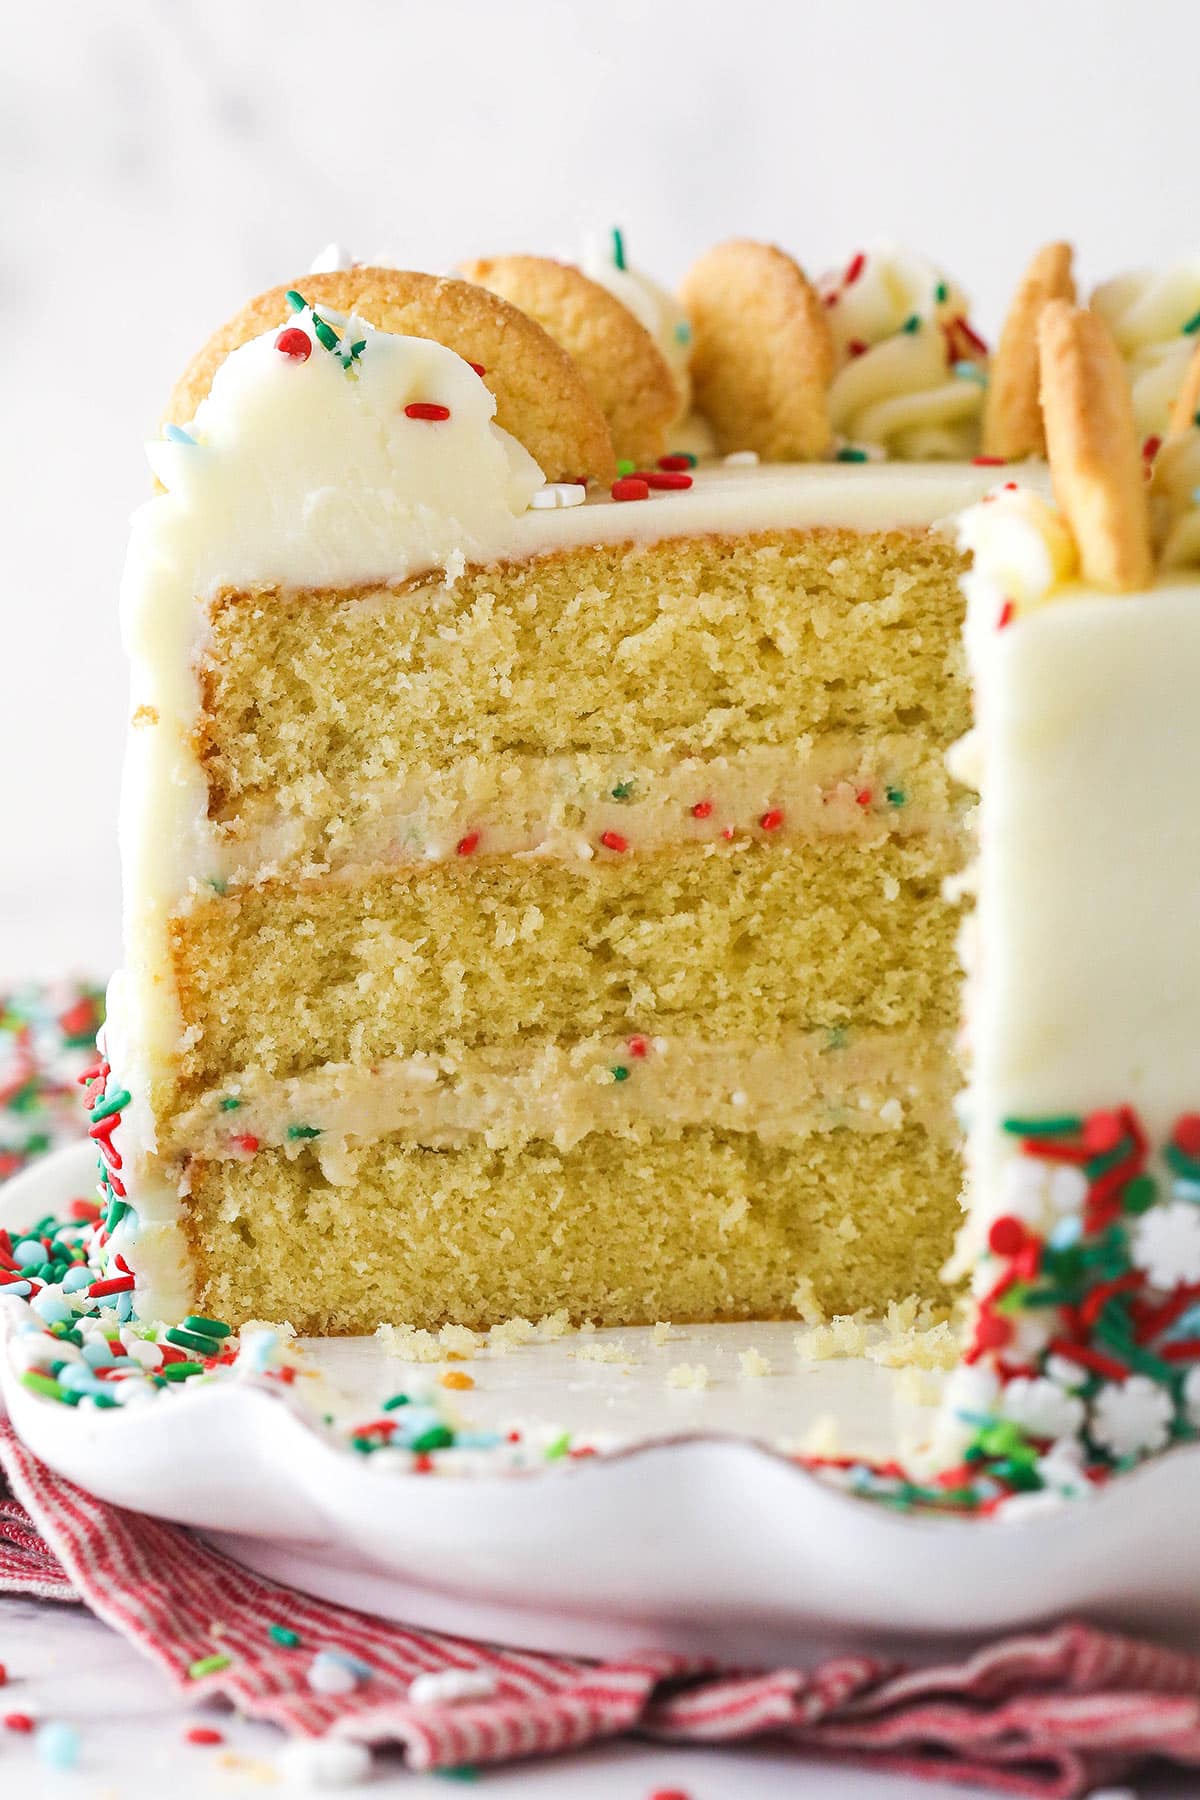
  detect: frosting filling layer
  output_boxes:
[206,735,963,885]
[166,1026,959,1171]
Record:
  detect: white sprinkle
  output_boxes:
[307,1651,360,1695]
[407,1668,497,1706]
[529,482,587,509]
[278,1736,372,1787]
[723,450,759,466]
[308,242,355,275]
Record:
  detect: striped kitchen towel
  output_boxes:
[2,1418,1199,1795]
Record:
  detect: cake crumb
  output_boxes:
[651,1320,673,1346]
[790,1277,827,1325]
[375,1323,443,1363]
[739,1347,771,1378]
[576,1341,631,1365]
[795,1315,868,1360]
[797,1413,841,1456]
[666,1361,710,1391]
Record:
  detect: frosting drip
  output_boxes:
[819,245,988,459]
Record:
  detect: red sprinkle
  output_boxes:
[88,1274,135,1298]
[1159,1339,1200,1363]
[1143,434,1162,462]
[973,1311,1014,1351]
[691,799,714,819]
[611,476,650,502]
[184,1725,225,1746]
[231,1134,259,1156]
[987,1215,1028,1257]
[456,831,481,857]
[468,361,487,377]
[3,1712,34,1733]
[844,251,866,286]
[657,455,693,471]
[405,402,451,421]
[972,455,1006,467]
[1047,1338,1129,1382]
[1082,1110,1124,1154]
[627,1035,650,1059]
[847,337,869,358]
[1174,1114,1200,1157]
[600,830,629,853]
[275,326,312,362]
[637,470,693,491]
[759,808,784,832]
[854,787,873,808]
[412,1452,435,1474]
[997,599,1016,630]
[0,1664,6,1686]
[954,315,989,356]
[69,1198,102,1221]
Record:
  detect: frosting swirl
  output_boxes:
[819,244,988,459]
[579,228,693,416]
[956,482,1078,661]
[1092,260,1200,440]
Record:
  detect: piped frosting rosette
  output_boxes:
[579,227,693,417]
[1092,259,1200,442]
[819,245,988,460]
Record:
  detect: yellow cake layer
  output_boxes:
[183,1123,963,1333]
[197,531,969,825]
[169,836,963,1095]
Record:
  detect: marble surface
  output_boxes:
[0,1598,1095,1799]
[4,0,1200,982]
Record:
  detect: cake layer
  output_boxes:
[168,837,964,1094]
[210,734,961,885]
[183,1123,963,1333]
[167,1025,958,1161]
[197,531,969,826]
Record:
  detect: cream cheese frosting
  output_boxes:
[579,227,694,415]
[1092,259,1200,440]
[818,244,988,460]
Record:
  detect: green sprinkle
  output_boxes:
[1001,1114,1082,1137]
[184,1315,232,1337]
[902,313,921,333]
[352,1436,379,1454]
[611,227,626,271]
[286,1124,322,1140]
[218,1096,242,1113]
[667,449,698,466]
[410,1425,455,1453]
[1166,1143,1200,1181]
[311,312,339,353]
[1124,1174,1158,1214]
[269,1624,301,1647]
[165,1326,222,1357]
[616,458,635,477]
[105,1196,128,1234]
[158,1360,205,1381]
[383,1392,410,1410]
[543,1432,571,1461]
[822,1026,848,1052]
[835,446,868,463]
[674,319,692,347]
[285,289,306,313]
[934,281,948,304]
[21,1372,78,1404]
[188,1653,232,1680]
[207,876,227,895]
[1183,308,1200,335]
[435,1770,480,1784]
[611,780,635,801]
[611,1065,630,1083]
[885,786,906,807]
[89,1087,130,1123]
[1085,1141,1131,1180]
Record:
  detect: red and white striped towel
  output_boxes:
[3,1418,1200,1796]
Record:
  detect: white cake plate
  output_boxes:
[3,1143,1200,1663]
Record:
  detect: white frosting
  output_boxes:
[117,305,546,1316]
[1092,260,1200,439]
[819,244,987,459]
[954,486,1200,1274]
[579,228,692,414]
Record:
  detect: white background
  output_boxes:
[3,0,1199,983]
